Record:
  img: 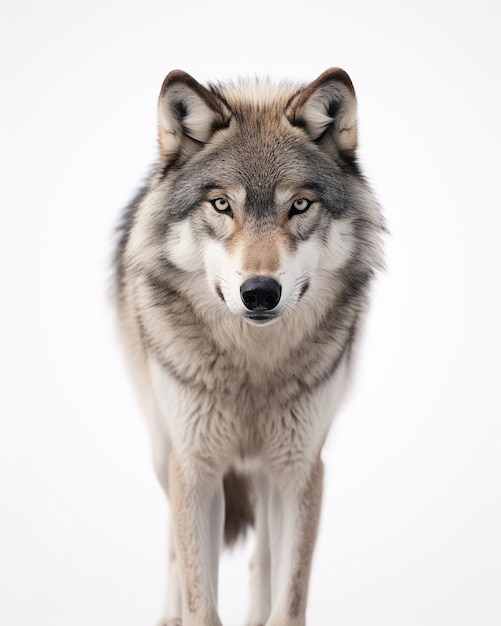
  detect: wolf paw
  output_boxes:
[159,620,182,626]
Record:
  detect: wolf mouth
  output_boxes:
[244,313,280,326]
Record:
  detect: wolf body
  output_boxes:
[115,68,384,626]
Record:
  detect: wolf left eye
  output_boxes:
[289,198,313,218]
[210,198,233,217]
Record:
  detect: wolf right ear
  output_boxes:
[285,68,358,157]
[158,71,232,166]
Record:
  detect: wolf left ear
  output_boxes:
[285,68,358,156]
[158,70,232,165]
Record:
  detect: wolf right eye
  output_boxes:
[288,198,313,218]
[210,198,233,217]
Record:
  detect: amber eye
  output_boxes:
[210,198,233,217]
[288,198,313,218]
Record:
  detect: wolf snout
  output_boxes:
[240,276,282,311]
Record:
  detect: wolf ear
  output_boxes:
[158,70,232,165]
[285,67,358,156]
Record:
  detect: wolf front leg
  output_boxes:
[168,449,224,626]
[163,525,182,622]
[248,472,272,626]
[266,458,324,626]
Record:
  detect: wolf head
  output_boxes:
[122,69,383,329]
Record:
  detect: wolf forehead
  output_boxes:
[158,70,359,222]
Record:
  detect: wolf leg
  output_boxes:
[169,449,224,626]
[163,525,182,621]
[247,472,271,626]
[266,458,324,626]
[146,409,183,624]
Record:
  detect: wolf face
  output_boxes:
[121,69,382,331]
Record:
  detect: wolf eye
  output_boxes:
[289,198,313,218]
[210,198,233,217]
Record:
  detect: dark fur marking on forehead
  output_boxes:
[155,110,364,236]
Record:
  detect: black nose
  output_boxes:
[240,277,282,311]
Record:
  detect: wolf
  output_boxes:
[114,67,384,626]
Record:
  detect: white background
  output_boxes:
[1,1,500,625]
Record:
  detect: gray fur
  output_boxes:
[115,68,384,626]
